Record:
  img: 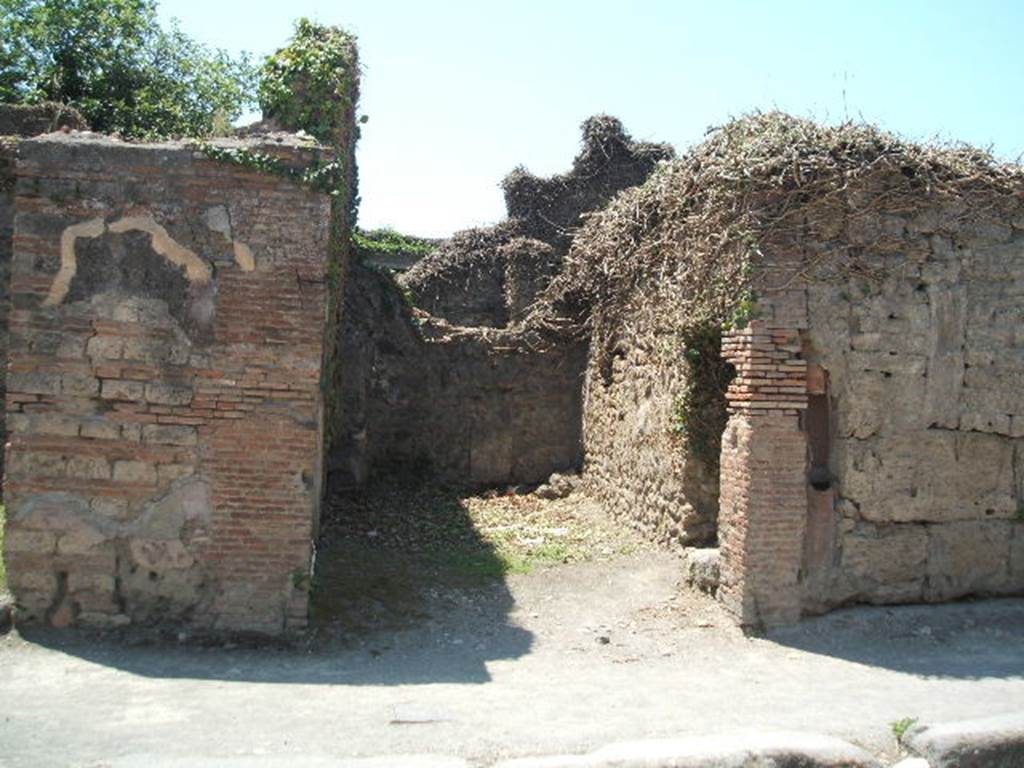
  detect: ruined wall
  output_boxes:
[0,104,88,137]
[0,139,16,486]
[716,189,1024,626]
[332,264,585,489]
[3,133,333,632]
[401,116,672,329]
[796,197,1024,612]
[580,294,720,549]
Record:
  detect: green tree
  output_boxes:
[0,0,256,137]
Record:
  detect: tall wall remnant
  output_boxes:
[2,20,359,633]
[3,134,335,632]
[331,116,666,488]
[400,116,674,329]
[551,113,1024,627]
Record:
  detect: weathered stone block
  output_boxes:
[91,497,130,520]
[80,418,120,441]
[86,335,123,360]
[30,413,81,437]
[157,463,194,483]
[4,529,56,554]
[129,539,195,570]
[8,451,65,478]
[144,382,192,406]
[101,379,145,401]
[61,373,99,397]
[840,525,927,601]
[8,371,61,396]
[141,424,197,446]
[65,455,111,480]
[112,460,157,485]
[121,423,142,442]
[57,524,112,555]
[925,521,1011,600]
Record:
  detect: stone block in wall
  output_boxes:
[1010,526,1024,592]
[839,524,927,603]
[925,521,1012,601]
[835,432,1016,524]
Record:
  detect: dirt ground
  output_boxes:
[1,487,1023,767]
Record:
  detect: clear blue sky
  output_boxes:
[159,0,1023,237]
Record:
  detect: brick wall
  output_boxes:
[0,139,15,487]
[2,133,334,632]
[717,299,809,627]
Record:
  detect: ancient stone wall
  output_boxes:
[0,104,89,137]
[0,139,16,486]
[796,198,1024,612]
[580,295,720,548]
[332,264,585,489]
[3,133,334,632]
[717,191,1024,626]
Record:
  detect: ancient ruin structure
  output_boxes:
[556,114,1024,626]
[0,22,359,631]
[2,39,1022,632]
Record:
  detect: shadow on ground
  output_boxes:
[767,597,1024,680]
[17,479,534,686]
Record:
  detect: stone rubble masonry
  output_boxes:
[332,264,585,489]
[2,132,334,633]
[580,297,721,550]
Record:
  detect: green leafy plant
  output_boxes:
[890,717,918,741]
[291,568,311,592]
[671,321,736,468]
[258,18,358,143]
[354,228,436,265]
[189,141,345,195]
[0,0,256,138]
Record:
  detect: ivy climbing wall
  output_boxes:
[2,133,334,632]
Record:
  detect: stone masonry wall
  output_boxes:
[3,133,333,632]
[719,190,1024,626]
[581,296,721,549]
[332,264,585,489]
[0,139,16,487]
[797,198,1024,612]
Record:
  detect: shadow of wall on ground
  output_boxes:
[765,597,1024,680]
[17,482,535,685]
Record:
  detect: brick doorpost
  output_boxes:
[717,318,809,627]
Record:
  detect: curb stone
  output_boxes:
[104,756,470,768]
[491,732,882,768]
[904,711,1024,768]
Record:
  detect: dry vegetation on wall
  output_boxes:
[535,111,1024,339]
[502,115,675,250]
[529,111,1024,462]
[400,116,674,327]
